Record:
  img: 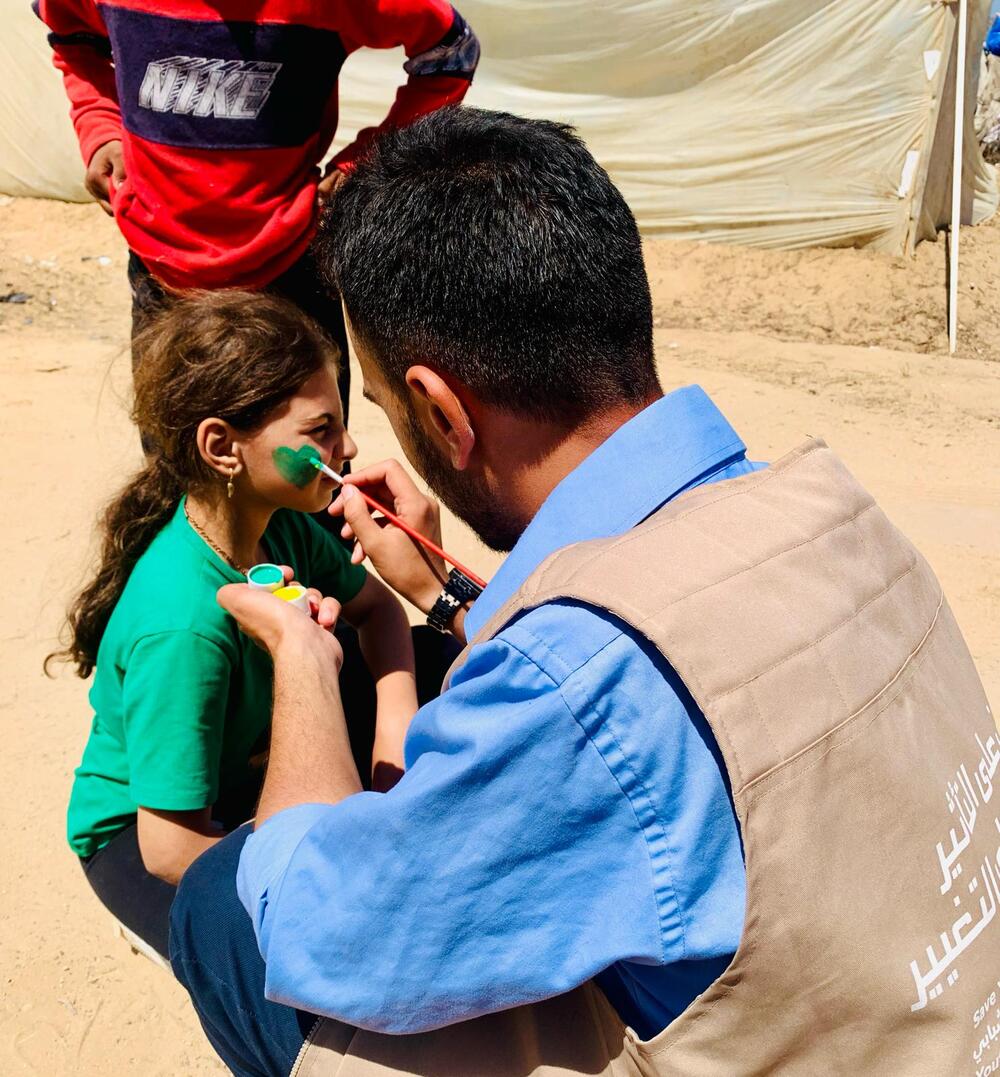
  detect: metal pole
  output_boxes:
[949,0,968,354]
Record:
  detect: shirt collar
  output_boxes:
[174,495,249,583]
[465,385,746,637]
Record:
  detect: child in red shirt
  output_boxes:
[36,0,480,420]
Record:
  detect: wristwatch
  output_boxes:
[427,569,483,633]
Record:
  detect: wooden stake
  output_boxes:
[949,0,968,354]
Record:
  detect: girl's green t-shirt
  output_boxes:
[66,500,367,858]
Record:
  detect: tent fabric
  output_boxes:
[2,0,89,202]
[3,0,997,254]
[911,0,998,249]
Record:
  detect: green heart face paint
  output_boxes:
[273,444,322,488]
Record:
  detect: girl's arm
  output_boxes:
[136,806,223,885]
[341,575,418,792]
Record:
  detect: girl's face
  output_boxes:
[239,363,357,514]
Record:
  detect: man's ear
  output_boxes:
[404,365,475,470]
[196,417,241,478]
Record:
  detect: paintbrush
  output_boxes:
[273,444,487,590]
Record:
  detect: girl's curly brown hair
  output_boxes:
[48,289,337,678]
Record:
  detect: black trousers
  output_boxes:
[79,625,460,960]
[127,249,352,428]
[82,822,175,958]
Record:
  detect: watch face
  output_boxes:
[449,570,484,602]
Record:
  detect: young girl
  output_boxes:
[52,291,420,960]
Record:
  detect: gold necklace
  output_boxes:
[184,503,250,575]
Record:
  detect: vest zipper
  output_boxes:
[289,1015,324,1077]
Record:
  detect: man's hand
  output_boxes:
[217,583,344,669]
[330,460,448,614]
[317,163,348,205]
[222,579,364,826]
[85,140,126,216]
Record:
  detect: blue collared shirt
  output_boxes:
[237,386,759,1037]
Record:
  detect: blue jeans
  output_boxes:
[170,825,315,1077]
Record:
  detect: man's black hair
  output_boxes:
[319,106,658,424]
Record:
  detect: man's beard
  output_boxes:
[404,413,524,553]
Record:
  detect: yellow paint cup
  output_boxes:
[273,584,310,612]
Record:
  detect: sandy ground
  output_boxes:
[1,197,998,1074]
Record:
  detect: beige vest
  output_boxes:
[297,439,1000,1077]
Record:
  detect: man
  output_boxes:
[171,108,999,1076]
[35,0,480,421]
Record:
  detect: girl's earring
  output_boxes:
[227,469,235,500]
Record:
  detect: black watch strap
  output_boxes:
[427,569,483,632]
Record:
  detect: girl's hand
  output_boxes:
[329,459,448,614]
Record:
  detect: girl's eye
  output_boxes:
[309,424,331,438]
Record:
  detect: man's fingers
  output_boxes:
[338,517,389,543]
[316,596,342,629]
[341,459,418,501]
[341,485,382,545]
[217,582,238,611]
[330,481,393,518]
[304,586,323,614]
[329,460,429,524]
[217,582,297,624]
[298,588,342,631]
[218,581,287,615]
[349,458,410,485]
[217,582,327,656]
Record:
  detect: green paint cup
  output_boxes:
[247,563,284,592]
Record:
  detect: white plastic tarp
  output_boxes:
[2,0,996,253]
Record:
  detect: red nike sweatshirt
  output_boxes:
[35,0,479,289]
